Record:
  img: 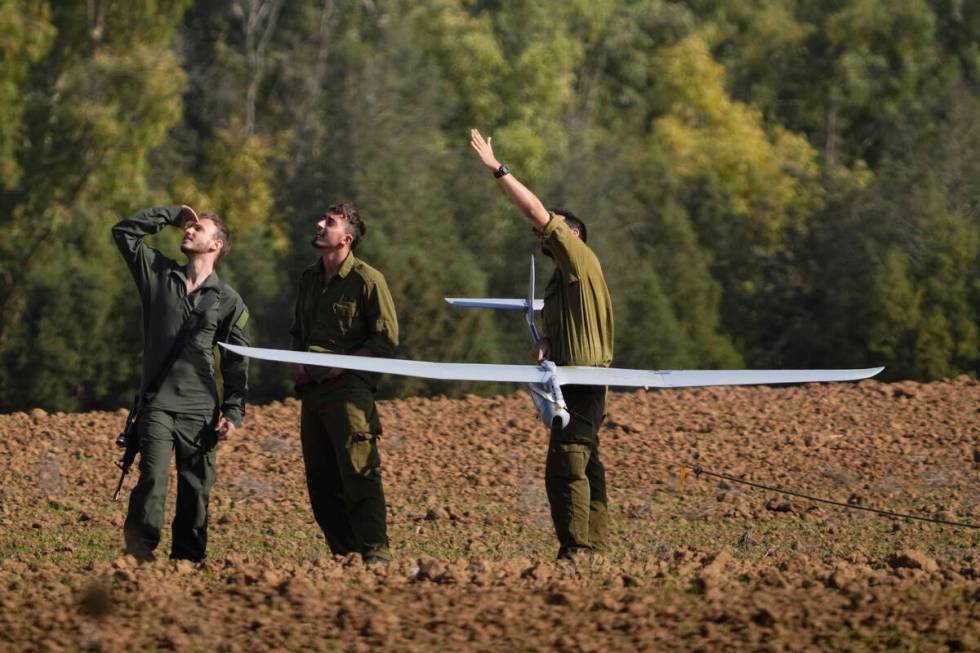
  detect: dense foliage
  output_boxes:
[1,0,977,412]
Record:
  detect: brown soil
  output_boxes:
[1,378,978,651]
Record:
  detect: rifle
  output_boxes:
[112,395,143,501]
[111,287,223,500]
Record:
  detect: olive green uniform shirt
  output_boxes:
[289,253,399,385]
[112,206,250,426]
[537,214,614,368]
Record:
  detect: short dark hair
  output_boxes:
[199,212,231,261]
[328,202,366,249]
[551,207,587,243]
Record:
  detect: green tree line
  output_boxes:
[1,0,977,412]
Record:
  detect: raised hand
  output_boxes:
[179,204,200,228]
[470,128,502,171]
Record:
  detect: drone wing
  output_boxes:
[444,298,544,311]
[221,344,883,389]
[555,366,885,388]
[219,344,551,384]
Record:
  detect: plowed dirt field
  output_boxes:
[2,378,978,651]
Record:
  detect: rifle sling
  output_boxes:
[136,286,223,410]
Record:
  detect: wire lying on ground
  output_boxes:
[664,456,980,530]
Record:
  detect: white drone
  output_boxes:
[221,258,882,428]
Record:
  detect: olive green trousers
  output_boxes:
[545,384,608,559]
[124,410,217,561]
[299,375,390,560]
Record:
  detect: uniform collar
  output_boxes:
[199,269,222,289]
[318,252,356,281]
[171,263,222,291]
[338,252,356,278]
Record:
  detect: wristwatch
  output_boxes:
[493,164,510,179]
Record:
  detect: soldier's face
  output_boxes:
[180,218,220,256]
[312,212,353,251]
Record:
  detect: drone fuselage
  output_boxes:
[527,361,570,429]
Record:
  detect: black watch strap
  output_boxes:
[493,164,510,179]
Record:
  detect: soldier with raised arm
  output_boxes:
[470,129,615,560]
[289,203,399,564]
[112,205,250,562]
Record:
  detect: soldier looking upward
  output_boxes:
[113,205,250,562]
[470,129,615,560]
[289,203,399,564]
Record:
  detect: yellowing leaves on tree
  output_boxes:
[649,34,821,250]
[200,125,289,255]
[405,0,505,126]
[53,45,185,203]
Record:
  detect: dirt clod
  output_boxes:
[889,549,940,573]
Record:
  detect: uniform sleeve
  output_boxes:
[218,297,251,427]
[362,276,399,357]
[289,273,306,351]
[536,213,594,280]
[112,206,184,296]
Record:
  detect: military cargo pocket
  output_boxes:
[549,444,589,481]
[346,432,381,477]
[190,302,221,351]
[336,383,381,433]
[332,300,357,334]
